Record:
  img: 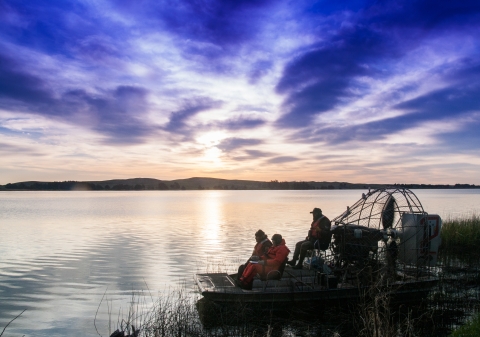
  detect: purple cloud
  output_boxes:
[111,0,277,62]
[1,1,103,56]
[0,54,153,144]
[249,60,273,83]
[437,120,480,151]
[217,118,266,130]
[267,156,299,164]
[244,149,274,158]
[275,0,480,128]
[63,86,153,144]
[164,97,223,133]
[0,53,54,106]
[217,138,263,152]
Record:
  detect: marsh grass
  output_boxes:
[450,312,480,337]
[95,288,152,337]
[106,280,455,337]
[103,285,474,337]
[109,284,285,337]
[440,214,480,258]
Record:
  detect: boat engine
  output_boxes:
[397,213,442,267]
[332,224,384,263]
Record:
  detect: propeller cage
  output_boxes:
[330,188,440,276]
[332,188,426,230]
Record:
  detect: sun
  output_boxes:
[202,147,222,164]
[196,132,226,166]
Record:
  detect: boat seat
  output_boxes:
[252,278,291,289]
[259,258,288,281]
[252,258,289,291]
[304,240,329,270]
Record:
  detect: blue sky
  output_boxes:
[1,0,480,184]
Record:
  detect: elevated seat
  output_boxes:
[304,240,331,272]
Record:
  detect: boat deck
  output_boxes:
[196,266,437,304]
[197,268,326,294]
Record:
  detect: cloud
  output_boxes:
[0,53,55,106]
[274,0,480,129]
[0,53,154,144]
[267,156,299,164]
[275,28,392,128]
[0,141,43,156]
[47,86,154,145]
[112,0,276,62]
[394,84,480,118]
[229,148,276,162]
[217,137,263,152]
[434,116,480,152]
[163,0,275,45]
[393,59,480,119]
[72,86,153,144]
[249,59,273,83]
[289,101,478,147]
[217,118,266,130]
[72,34,121,63]
[244,149,274,158]
[0,1,101,56]
[279,45,480,146]
[374,0,480,31]
[234,105,270,113]
[164,97,223,133]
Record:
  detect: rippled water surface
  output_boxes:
[1,189,479,336]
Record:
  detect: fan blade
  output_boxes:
[382,195,395,229]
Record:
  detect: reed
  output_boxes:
[450,312,480,337]
[103,286,475,337]
[440,214,480,255]
[106,283,281,337]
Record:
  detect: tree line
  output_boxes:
[3,180,478,191]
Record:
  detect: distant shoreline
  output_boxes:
[1,177,478,191]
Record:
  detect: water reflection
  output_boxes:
[0,189,479,336]
[199,191,223,250]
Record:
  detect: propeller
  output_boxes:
[382,195,396,230]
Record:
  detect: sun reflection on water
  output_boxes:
[199,191,224,251]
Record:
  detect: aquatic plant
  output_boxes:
[118,284,282,337]
[0,309,26,337]
[450,312,480,337]
[440,214,480,256]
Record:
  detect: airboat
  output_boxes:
[195,188,442,307]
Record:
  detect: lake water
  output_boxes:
[1,189,479,336]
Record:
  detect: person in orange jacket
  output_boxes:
[238,234,290,289]
[287,207,331,269]
[237,229,273,277]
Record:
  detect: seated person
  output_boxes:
[287,207,331,269]
[238,234,290,289]
[237,229,273,278]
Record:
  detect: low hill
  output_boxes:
[1,177,477,191]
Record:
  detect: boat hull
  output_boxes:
[196,269,437,306]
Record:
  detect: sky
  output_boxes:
[1,0,480,185]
